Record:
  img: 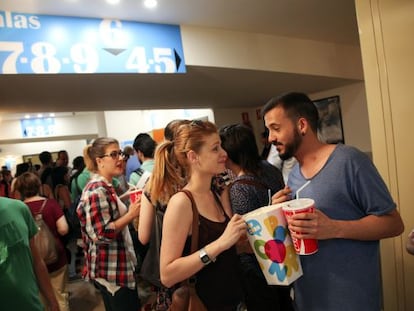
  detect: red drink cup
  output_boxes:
[282,198,318,255]
[129,189,143,204]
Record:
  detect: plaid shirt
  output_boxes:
[77,174,136,289]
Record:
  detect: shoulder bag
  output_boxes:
[33,199,59,265]
[139,200,165,288]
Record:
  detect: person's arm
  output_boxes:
[56,215,69,236]
[82,187,140,243]
[160,192,246,288]
[112,199,140,234]
[30,237,60,311]
[138,190,154,244]
[289,208,404,241]
[406,229,414,255]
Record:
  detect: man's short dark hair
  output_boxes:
[39,151,52,165]
[133,133,157,158]
[262,92,319,132]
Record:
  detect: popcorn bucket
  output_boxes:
[243,204,303,285]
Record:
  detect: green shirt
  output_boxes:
[0,197,43,311]
[129,159,155,186]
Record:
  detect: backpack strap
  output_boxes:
[133,167,145,177]
[37,199,48,216]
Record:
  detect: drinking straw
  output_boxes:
[119,183,138,199]
[296,180,311,199]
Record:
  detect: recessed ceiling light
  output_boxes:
[37,113,43,118]
[49,113,55,117]
[25,114,30,119]
[106,0,121,5]
[144,0,157,9]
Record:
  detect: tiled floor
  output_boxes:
[67,279,105,311]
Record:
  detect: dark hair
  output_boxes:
[262,92,319,132]
[133,133,157,158]
[123,145,134,156]
[57,150,68,158]
[83,137,119,172]
[15,172,41,199]
[219,124,261,174]
[72,156,85,171]
[39,151,52,165]
[164,119,191,141]
[70,156,85,190]
[51,166,69,189]
[15,162,31,177]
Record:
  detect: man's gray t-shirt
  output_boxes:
[288,144,396,311]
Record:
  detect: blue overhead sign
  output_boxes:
[21,117,56,138]
[0,11,186,74]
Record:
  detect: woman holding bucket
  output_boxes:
[219,123,293,311]
[155,120,246,310]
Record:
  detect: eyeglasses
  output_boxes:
[100,150,125,160]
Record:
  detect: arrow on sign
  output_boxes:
[103,48,127,56]
[174,49,182,71]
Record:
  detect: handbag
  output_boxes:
[33,199,59,265]
[140,202,165,288]
[168,190,207,311]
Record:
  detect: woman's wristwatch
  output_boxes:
[199,247,216,265]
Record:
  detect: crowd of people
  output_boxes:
[0,91,409,311]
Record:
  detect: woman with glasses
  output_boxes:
[76,137,141,311]
[156,120,247,310]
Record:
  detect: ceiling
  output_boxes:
[0,0,361,116]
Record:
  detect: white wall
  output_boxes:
[214,107,265,145]
[182,26,364,80]
[104,108,215,142]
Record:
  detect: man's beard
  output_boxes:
[276,129,302,161]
